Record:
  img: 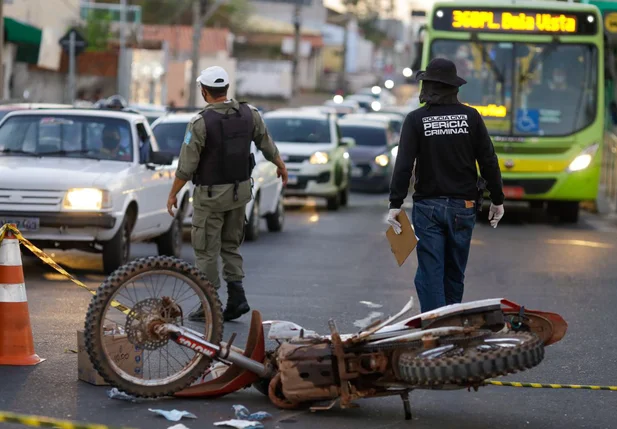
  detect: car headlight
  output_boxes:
[63,188,111,211]
[375,154,389,167]
[391,146,398,157]
[310,151,329,164]
[567,143,599,172]
[371,101,382,111]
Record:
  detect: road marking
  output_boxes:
[545,239,614,249]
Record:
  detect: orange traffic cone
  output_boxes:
[0,225,43,365]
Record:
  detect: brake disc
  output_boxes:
[125,298,170,351]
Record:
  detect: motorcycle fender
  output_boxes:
[174,310,266,398]
[501,299,568,346]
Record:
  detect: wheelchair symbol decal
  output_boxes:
[515,109,539,133]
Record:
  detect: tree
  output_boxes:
[80,9,114,52]
[343,0,394,45]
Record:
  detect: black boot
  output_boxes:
[223,281,250,322]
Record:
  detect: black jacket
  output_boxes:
[389,103,504,209]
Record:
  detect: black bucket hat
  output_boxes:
[415,58,467,87]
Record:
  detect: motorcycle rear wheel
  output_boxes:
[396,331,544,386]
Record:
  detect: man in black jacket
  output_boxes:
[387,58,505,313]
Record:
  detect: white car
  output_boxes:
[0,108,192,274]
[262,109,354,210]
[151,111,285,241]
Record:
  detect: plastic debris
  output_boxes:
[108,388,138,402]
[359,301,383,309]
[233,405,271,421]
[214,420,264,429]
[167,425,191,429]
[148,409,197,422]
[353,311,384,329]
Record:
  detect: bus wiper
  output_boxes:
[519,37,560,84]
[471,36,504,84]
[0,148,39,156]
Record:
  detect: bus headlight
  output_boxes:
[63,188,111,211]
[375,154,389,167]
[567,143,599,172]
[310,151,329,164]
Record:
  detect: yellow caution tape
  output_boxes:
[485,381,617,391]
[0,224,131,315]
[0,410,138,429]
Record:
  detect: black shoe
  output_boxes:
[223,281,250,322]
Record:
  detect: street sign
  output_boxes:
[59,28,88,56]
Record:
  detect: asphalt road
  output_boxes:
[1,193,616,429]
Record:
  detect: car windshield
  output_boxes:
[263,117,331,143]
[152,121,188,157]
[339,124,388,147]
[430,40,598,137]
[0,114,133,161]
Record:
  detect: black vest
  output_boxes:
[193,102,254,186]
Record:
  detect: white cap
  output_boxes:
[196,66,229,87]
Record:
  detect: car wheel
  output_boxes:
[548,201,580,223]
[102,215,132,275]
[326,192,341,211]
[266,192,285,232]
[245,194,260,241]
[156,215,183,257]
[340,184,349,207]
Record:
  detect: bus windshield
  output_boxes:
[430,40,598,137]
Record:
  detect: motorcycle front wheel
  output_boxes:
[84,256,224,398]
[396,331,544,386]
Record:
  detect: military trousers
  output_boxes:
[191,205,246,289]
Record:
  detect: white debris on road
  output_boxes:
[353,311,384,329]
[360,301,383,309]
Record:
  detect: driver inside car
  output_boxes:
[100,124,131,161]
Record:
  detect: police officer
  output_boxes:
[387,58,505,314]
[166,66,288,322]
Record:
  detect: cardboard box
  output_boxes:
[77,330,143,386]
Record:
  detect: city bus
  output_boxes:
[416,0,612,222]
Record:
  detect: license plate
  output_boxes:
[0,217,40,231]
[351,167,364,177]
[287,175,298,185]
[503,186,525,199]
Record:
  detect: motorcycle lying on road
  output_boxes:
[84,256,567,420]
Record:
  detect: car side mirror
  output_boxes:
[340,137,356,147]
[150,151,174,165]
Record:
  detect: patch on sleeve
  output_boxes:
[184,130,192,145]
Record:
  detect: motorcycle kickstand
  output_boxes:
[400,390,412,421]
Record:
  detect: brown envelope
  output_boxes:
[386,209,418,267]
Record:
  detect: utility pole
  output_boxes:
[188,0,203,107]
[118,0,128,99]
[338,12,350,95]
[0,0,4,100]
[291,2,302,97]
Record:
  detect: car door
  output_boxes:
[252,142,280,215]
[134,120,170,237]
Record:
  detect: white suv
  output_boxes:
[262,109,354,210]
[151,111,285,241]
[0,108,191,274]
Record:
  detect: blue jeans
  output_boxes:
[412,198,476,314]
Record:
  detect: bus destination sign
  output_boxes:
[433,8,598,35]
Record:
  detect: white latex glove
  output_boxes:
[488,203,504,228]
[387,209,402,234]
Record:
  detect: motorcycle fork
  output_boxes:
[156,323,273,378]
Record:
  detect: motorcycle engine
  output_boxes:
[277,341,340,402]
